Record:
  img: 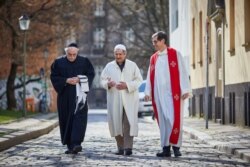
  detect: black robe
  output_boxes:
[50,55,95,146]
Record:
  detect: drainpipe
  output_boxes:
[222,14,225,124]
[205,18,210,129]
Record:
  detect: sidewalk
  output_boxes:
[183,117,250,163]
[0,112,58,151]
[0,110,250,163]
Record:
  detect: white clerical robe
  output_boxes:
[145,49,191,147]
[100,59,143,137]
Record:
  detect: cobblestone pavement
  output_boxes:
[0,114,249,167]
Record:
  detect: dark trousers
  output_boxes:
[67,103,88,149]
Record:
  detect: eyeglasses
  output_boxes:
[152,40,159,44]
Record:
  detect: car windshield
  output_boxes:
[139,82,145,92]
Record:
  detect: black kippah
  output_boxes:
[68,43,78,48]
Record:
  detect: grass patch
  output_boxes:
[0,109,37,124]
[0,132,6,137]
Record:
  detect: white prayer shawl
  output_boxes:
[145,50,191,147]
[74,75,88,114]
[100,59,143,137]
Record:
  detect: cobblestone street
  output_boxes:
[0,113,249,167]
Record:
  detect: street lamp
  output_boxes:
[43,48,49,112]
[19,15,30,117]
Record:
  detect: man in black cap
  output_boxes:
[50,43,95,154]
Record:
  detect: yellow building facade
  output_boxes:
[190,0,250,126]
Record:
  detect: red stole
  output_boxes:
[149,48,181,144]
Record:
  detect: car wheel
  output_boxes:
[138,112,143,118]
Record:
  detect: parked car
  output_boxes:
[138,80,153,117]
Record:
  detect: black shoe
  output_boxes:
[124,148,132,156]
[172,146,182,157]
[115,149,124,155]
[156,146,171,157]
[72,145,82,154]
[64,149,73,154]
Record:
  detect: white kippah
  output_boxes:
[114,44,126,52]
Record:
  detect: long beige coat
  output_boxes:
[100,59,143,137]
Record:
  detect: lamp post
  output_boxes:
[19,15,30,117]
[43,48,49,112]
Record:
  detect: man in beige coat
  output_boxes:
[100,44,143,156]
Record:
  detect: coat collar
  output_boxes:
[112,59,127,69]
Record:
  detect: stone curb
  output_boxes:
[183,126,250,163]
[0,116,58,152]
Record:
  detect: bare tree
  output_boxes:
[106,0,169,57]
[0,0,92,110]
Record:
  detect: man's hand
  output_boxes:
[116,81,127,90]
[144,95,151,102]
[182,93,190,100]
[66,77,79,85]
[107,77,116,88]
[107,81,116,88]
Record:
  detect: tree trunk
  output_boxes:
[7,62,18,110]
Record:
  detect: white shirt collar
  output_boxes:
[158,49,167,56]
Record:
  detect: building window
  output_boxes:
[171,0,178,31]
[93,28,105,49]
[123,28,135,48]
[228,0,235,55]
[192,18,196,69]
[199,11,203,66]
[243,0,250,49]
[94,0,105,17]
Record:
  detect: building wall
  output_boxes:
[224,0,250,85]
[169,0,191,117]
[190,0,250,88]
[190,0,213,89]
[170,0,190,69]
[189,0,250,127]
[0,42,59,112]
